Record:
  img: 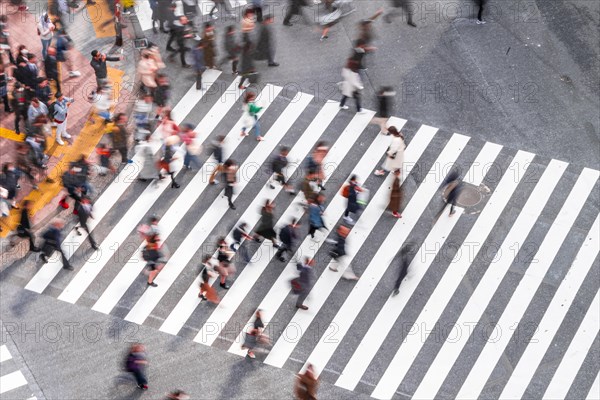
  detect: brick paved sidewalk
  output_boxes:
[0,0,137,242]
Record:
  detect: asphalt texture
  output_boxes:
[1,1,599,399]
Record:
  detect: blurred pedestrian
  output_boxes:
[192,40,206,90]
[383,0,417,27]
[156,0,172,33]
[27,97,48,132]
[223,159,238,209]
[308,193,327,241]
[392,246,411,296]
[37,13,55,60]
[0,163,19,210]
[40,218,73,270]
[137,51,158,95]
[295,363,319,399]
[202,22,217,69]
[328,224,359,280]
[267,146,295,193]
[254,14,279,66]
[241,8,256,43]
[339,59,363,113]
[253,200,280,247]
[74,196,99,250]
[153,73,171,118]
[51,92,74,145]
[11,83,29,134]
[216,237,236,289]
[209,0,234,20]
[231,222,252,263]
[436,169,463,218]
[0,64,11,113]
[475,0,486,24]
[143,233,164,287]
[294,257,315,310]
[136,134,159,182]
[219,25,241,74]
[276,218,297,262]
[199,254,219,302]
[240,91,263,140]
[159,135,181,188]
[242,309,269,359]
[388,169,403,218]
[374,126,405,176]
[90,49,122,92]
[7,200,39,252]
[342,174,363,224]
[370,86,395,135]
[110,113,132,164]
[44,47,60,93]
[180,123,202,170]
[35,77,52,105]
[166,16,193,68]
[125,344,149,390]
[283,0,306,26]
[305,143,328,190]
[238,39,257,89]
[56,29,81,79]
[209,135,226,185]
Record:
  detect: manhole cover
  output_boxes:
[443,184,482,207]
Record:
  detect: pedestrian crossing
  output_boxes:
[7,74,600,399]
[0,345,37,399]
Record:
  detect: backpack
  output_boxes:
[341,184,350,198]
[48,102,58,118]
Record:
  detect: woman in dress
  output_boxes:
[388,169,403,218]
[374,126,405,176]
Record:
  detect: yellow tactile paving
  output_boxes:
[0,67,124,237]
[88,0,116,38]
[0,127,25,142]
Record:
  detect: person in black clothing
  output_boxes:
[295,257,315,310]
[230,222,253,263]
[209,135,226,184]
[0,63,11,113]
[166,16,193,68]
[219,25,241,74]
[90,50,122,92]
[125,343,149,390]
[283,0,307,26]
[74,196,99,250]
[254,14,279,67]
[40,219,73,270]
[392,246,412,296]
[156,0,174,33]
[276,218,297,262]
[475,0,486,24]
[343,175,363,225]
[223,159,238,209]
[253,200,280,247]
[35,77,52,105]
[370,86,395,135]
[44,47,60,93]
[268,146,295,194]
[435,168,463,219]
[11,83,29,134]
[7,200,39,252]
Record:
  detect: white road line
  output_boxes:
[587,371,600,400]
[24,73,221,294]
[135,0,154,31]
[335,141,502,391]
[264,122,437,369]
[92,78,244,314]
[224,110,390,356]
[371,150,536,400]
[124,85,309,325]
[0,370,28,394]
[160,100,341,336]
[412,158,568,399]
[499,215,600,399]
[295,133,469,374]
[544,290,600,400]
[456,167,599,399]
[0,345,12,363]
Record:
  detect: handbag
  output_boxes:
[291,278,302,294]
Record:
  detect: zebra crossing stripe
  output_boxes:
[499,214,600,399]
[587,371,600,400]
[0,345,11,363]
[24,72,222,294]
[264,120,442,369]
[544,289,600,400]
[412,158,568,399]
[456,167,600,399]
[92,78,245,314]
[372,150,536,400]
[124,85,310,325]
[0,370,28,394]
[227,110,377,356]
[295,133,470,374]
[335,141,503,391]
[161,100,341,336]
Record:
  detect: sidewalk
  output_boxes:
[0,0,138,242]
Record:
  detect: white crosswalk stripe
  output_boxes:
[13,75,600,400]
[0,345,35,398]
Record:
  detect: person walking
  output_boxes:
[44,47,60,93]
[435,169,463,218]
[230,222,253,263]
[192,40,206,90]
[209,135,226,185]
[180,123,202,169]
[339,59,364,112]
[283,0,306,26]
[137,51,158,95]
[253,200,280,247]
[159,135,181,188]
[166,16,193,68]
[110,113,132,164]
[388,169,403,218]
[305,142,328,191]
[74,196,99,250]
[143,233,164,287]
[294,257,315,310]
[11,83,29,135]
[216,237,235,289]
[156,0,172,32]
[308,193,327,241]
[27,97,48,132]
[90,50,122,92]
[40,218,73,270]
[475,0,486,24]
[153,73,171,119]
[267,146,295,193]
[242,309,269,359]
[7,200,39,253]
[369,86,395,135]
[342,174,363,224]
[275,218,297,262]
[219,25,241,74]
[137,133,161,182]
[198,254,219,302]
[374,126,405,176]
[0,64,11,113]
[50,92,74,145]
[223,159,238,209]
[125,343,149,390]
[327,224,359,280]
[201,23,217,69]
[55,30,81,79]
[37,13,55,60]
[295,363,319,399]
[383,0,417,27]
[238,39,257,89]
[254,15,279,67]
[392,246,411,296]
[240,91,263,141]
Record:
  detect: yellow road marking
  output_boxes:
[88,0,116,38]
[0,127,25,142]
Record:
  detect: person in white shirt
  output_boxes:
[37,13,54,60]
